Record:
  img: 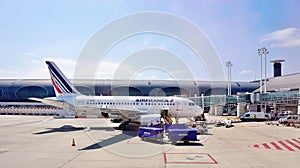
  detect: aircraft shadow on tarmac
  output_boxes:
[79,130,137,151]
[34,124,165,150]
[79,124,168,151]
[33,125,116,135]
[174,142,203,146]
[34,124,178,150]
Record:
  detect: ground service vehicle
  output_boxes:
[240,112,271,121]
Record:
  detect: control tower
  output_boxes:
[270,59,285,77]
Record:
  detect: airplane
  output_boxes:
[30,61,203,130]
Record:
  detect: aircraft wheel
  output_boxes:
[184,140,189,144]
[119,123,127,130]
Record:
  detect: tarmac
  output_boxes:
[0,115,299,168]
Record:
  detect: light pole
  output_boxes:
[257,49,263,94]
[226,61,233,96]
[258,47,269,113]
[261,47,269,93]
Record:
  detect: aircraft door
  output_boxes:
[161,109,172,124]
[176,102,183,111]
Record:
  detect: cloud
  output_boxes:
[260,27,300,48]
[95,61,120,79]
[131,68,175,80]
[239,70,255,76]
[24,52,36,57]
[0,57,77,79]
[0,70,19,78]
[40,57,76,78]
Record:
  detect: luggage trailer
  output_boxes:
[138,124,198,144]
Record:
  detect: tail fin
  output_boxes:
[46,61,80,96]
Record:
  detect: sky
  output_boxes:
[0,0,300,81]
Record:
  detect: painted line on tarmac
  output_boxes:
[292,138,300,144]
[270,142,283,150]
[285,140,300,150]
[251,138,300,152]
[163,152,218,165]
[278,141,295,151]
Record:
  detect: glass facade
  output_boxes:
[110,87,143,96]
[16,86,48,101]
[204,88,227,96]
[0,88,3,99]
[157,87,189,97]
[75,86,95,96]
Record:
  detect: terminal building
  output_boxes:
[1,60,300,116]
[0,79,258,116]
[0,79,259,102]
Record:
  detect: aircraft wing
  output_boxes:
[29,97,157,120]
[29,97,75,110]
[77,105,152,120]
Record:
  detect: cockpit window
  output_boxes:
[189,102,195,106]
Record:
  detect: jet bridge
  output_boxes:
[190,91,300,116]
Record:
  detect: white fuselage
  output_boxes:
[57,95,202,122]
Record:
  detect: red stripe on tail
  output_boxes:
[51,78,62,94]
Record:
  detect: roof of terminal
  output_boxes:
[254,72,300,92]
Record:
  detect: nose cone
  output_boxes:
[198,106,202,112]
[193,106,203,117]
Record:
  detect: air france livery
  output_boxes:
[30,61,203,130]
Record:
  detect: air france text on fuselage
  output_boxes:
[135,98,173,103]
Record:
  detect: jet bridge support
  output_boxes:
[237,102,247,117]
[209,106,223,116]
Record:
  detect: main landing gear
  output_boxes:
[118,120,130,130]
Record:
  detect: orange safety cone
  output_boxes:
[72,138,76,147]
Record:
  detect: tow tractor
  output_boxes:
[214,118,233,128]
